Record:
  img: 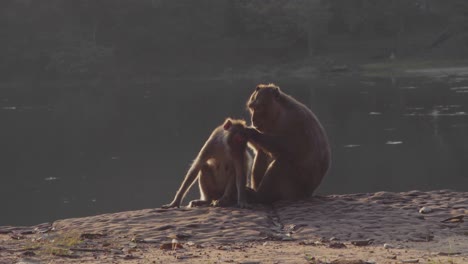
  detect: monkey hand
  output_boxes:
[211,197,233,207]
[161,201,180,209]
[244,127,260,139]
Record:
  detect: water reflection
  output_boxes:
[44,177,59,181]
[1,74,467,225]
[343,144,361,148]
[385,141,403,145]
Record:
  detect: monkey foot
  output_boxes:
[188,200,211,208]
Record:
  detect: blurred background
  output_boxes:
[1,0,467,225]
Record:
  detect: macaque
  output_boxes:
[162,118,252,209]
[244,84,331,203]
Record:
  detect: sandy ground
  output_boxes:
[1,190,467,264]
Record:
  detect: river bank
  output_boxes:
[1,190,467,263]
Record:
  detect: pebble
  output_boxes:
[141,238,159,243]
[217,245,232,250]
[401,259,419,263]
[383,243,394,249]
[281,237,294,241]
[441,215,464,223]
[175,254,194,260]
[111,249,124,254]
[128,242,137,248]
[438,252,461,256]
[351,239,374,246]
[329,242,347,248]
[16,259,42,264]
[419,207,432,214]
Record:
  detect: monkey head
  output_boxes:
[223,118,248,148]
[246,83,282,133]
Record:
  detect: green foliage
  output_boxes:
[0,0,467,81]
[21,231,83,257]
[51,231,83,248]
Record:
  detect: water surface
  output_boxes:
[1,74,467,225]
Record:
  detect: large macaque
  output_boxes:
[162,118,252,209]
[244,84,331,203]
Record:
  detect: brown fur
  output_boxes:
[162,118,252,209]
[245,84,331,203]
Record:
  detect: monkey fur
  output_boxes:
[162,118,252,209]
[244,84,331,203]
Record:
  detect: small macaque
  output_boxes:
[162,118,252,209]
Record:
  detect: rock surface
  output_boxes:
[0,190,467,263]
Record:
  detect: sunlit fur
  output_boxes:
[162,118,252,208]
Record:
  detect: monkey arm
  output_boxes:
[251,149,270,190]
[234,157,248,208]
[245,128,284,157]
[214,156,248,208]
[215,169,236,206]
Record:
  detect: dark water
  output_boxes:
[1,73,468,225]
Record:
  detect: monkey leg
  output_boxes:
[212,168,237,207]
[247,159,304,204]
[251,149,270,191]
[189,164,222,207]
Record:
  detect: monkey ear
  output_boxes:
[223,119,232,130]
